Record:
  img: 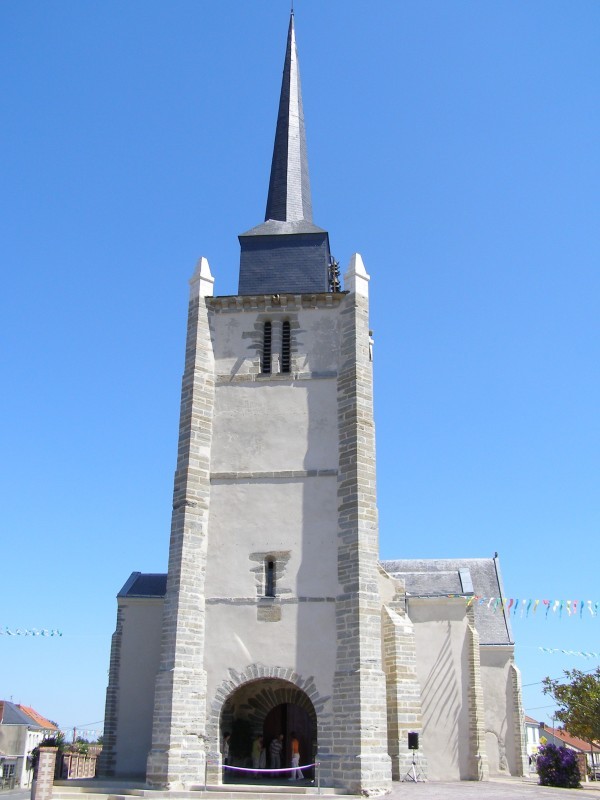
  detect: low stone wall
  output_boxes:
[59,752,98,780]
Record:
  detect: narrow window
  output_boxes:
[265,559,275,597]
[281,320,291,373]
[262,321,272,374]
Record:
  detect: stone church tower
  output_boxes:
[99,13,528,792]
[143,13,391,794]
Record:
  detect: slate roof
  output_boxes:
[0,701,33,726]
[264,13,313,224]
[0,701,56,729]
[380,557,513,645]
[237,13,331,296]
[118,572,167,598]
[240,219,326,237]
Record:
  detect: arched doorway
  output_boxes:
[219,678,317,784]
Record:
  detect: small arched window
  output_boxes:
[281,321,291,374]
[265,559,275,597]
[262,321,272,374]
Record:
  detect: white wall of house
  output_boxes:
[525,720,540,755]
[0,725,48,787]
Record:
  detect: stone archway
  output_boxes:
[206,664,328,785]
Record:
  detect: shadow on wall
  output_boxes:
[420,621,460,779]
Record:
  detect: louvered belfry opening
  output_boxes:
[262,321,272,374]
[281,320,291,373]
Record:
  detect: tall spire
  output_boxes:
[265,13,313,223]
[237,13,331,296]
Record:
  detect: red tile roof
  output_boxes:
[16,705,57,730]
[540,724,600,753]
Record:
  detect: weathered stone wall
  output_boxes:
[466,609,489,780]
[146,263,215,789]
[382,604,427,780]
[330,256,391,793]
[97,607,123,777]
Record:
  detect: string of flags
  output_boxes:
[466,597,600,618]
[1,628,63,636]
[59,729,103,741]
[539,647,600,659]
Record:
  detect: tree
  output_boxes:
[74,737,90,755]
[29,732,66,776]
[542,667,600,744]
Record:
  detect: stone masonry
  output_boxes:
[96,607,123,777]
[145,259,215,789]
[467,606,490,781]
[510,662,529,777]
[382,602,428,781]
[330,256,392,794]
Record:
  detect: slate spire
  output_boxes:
[265,12,313,223]
[237,13,331,296]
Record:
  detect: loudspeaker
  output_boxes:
[408,732,419,750]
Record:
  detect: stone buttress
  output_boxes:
[145,259,215,788]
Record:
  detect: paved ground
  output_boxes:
[388,777,600,800]
[44,777,600,800]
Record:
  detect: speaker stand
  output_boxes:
[402,752,426,782]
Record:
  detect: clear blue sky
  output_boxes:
[1,1,598,737]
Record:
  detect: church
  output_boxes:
[98,14,527,794]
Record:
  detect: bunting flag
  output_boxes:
[1,628,63,636]
[60,728,103,741]
[539,647,600,659]
[463,598,599,618]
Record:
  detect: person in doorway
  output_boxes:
[252,735,264,771]
[259,737,266,770]
[289,731,304,780]
[269,733,284,774]
[222,732,230,775]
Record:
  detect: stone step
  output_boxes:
[51,783,351,800]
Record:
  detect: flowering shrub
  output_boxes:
[536,743,580,788]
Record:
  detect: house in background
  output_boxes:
[525,716,600,779]
[0,701,57,788]
[540,721,600,778]
[524,715,541,761]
